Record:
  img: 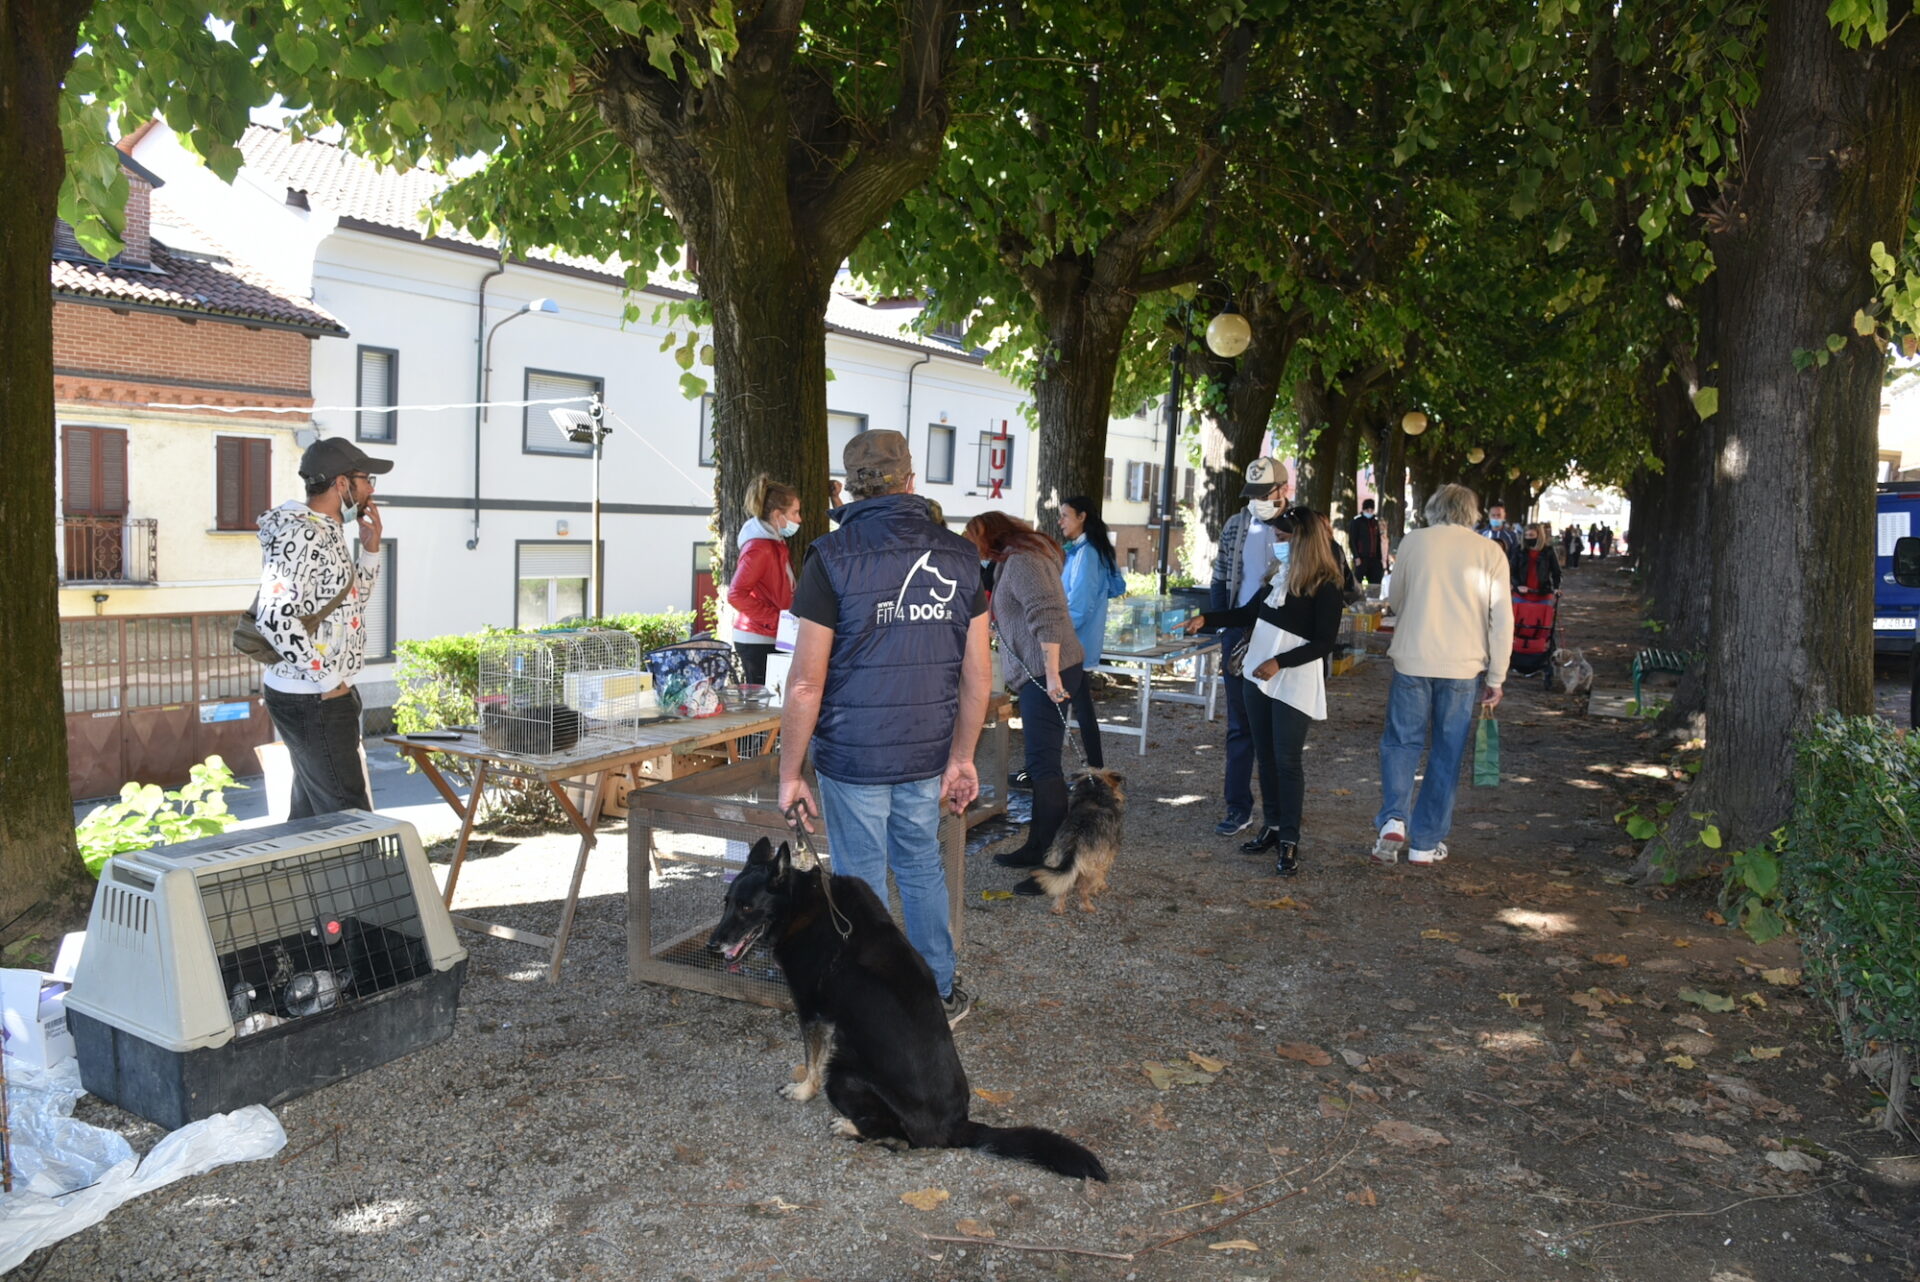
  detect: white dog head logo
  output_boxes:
[877,552,959,624]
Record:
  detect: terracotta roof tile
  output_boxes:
[52,235,347,334]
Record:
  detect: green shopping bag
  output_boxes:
[1472,709,1501,787]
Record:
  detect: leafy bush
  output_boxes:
[1121,569,1197,596]
[75,756,244,877]
[1777,713,1920,1131]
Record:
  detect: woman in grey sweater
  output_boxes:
[964,512,1085,870]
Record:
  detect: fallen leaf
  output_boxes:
[1421,929,1462,942]
[1275,1042,1333,1067]
[1761,967,1802,986]
[1679,988,1737,1013]
[1339,1049,1369,1070]
[1498,992,1523,1009]
[1703,909,1727,926]
[980,890,1014,901]
[1671,937,1693,948]
[1144,1102,1176,1131]
[1664,1054,1698,1070]
[1317,1094,1349,1117]
[1569,992,1605,1017]
[1144,1060,1217,1089]
[1671,1132,1737,1156]
[1208,1239,1260,1252]
[1386,998,1417,1012]
[1252,897,1304,911]
[1765,1150,1824,1174]
[1345,1186,1379,1206]
[1592,953,1631,968]
[901,1188,950,1211]
[955,1218,995,1239]
[1749,1046,1784,1060]
[973,1088,1012,1106]
[1372,1119,1450,1149]
[1741,991,1768,1009]
[1188,1051,1227,1073]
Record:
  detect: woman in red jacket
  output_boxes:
[727,473,801,684]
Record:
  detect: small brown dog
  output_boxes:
[1015,770,1126,914]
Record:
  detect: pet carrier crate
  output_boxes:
[477,629,648,761]
[65,812,467,1130]
[624,756,968,1009]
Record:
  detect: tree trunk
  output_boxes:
[1031,280,1137,532]
[1642,1,1920,877]
[1380,414,1409,545]
[1,0,90,923]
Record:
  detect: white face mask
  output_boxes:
[1249,499,1280,521]
[779,521,800,538]
[338,478,360,525]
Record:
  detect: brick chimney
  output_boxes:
[118,170,154,268]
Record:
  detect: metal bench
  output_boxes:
[1631,647,1691,707]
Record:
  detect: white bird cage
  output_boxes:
[477,628,648,761]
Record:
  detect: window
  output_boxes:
[355,347,397,443]
[214,436,272,530]
[931,318,966,343]
[1182,467,1195,506]
[698,394,716,467]
[524,370,604,456]
[63,425,128,519]
[1103,457,1114,500]
[828,411,867,475]
[1125,461,1148,502]
[926,424,956,485]
[1126,547,1139,571]
[976,430,1014,487]
[361,540,397,662]
[516,542,592,627]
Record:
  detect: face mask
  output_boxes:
[980,558,992,569]
[1488,517,1504,529]
[779,521,800,538]
[1249,499,1279,521]
[1272,541,1291,564]
[338,479,359,525]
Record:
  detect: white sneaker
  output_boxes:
[1371,820,1407,863]
[1408,843,1449,865]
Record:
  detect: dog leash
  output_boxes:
[1026,675,1092,773]
[783,798,852,940]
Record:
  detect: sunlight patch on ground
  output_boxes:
[1499,908,1579,936]
[1567,778,1606,790]
[1477,1029,1546,1053]
[332,1197,420,1235]
[1154,794,1207,807]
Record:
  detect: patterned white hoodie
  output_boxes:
[254,502,381,694]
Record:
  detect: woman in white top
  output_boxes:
[1184,506,1345,876]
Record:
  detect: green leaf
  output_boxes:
[1871,240,1898,277]
[1699,824,1722,849]
[1626,815,1657,840]
[1853,309,1876,336]
[678,371,708,399]
[1691,386,1718,420]
[1826,332,1847,353]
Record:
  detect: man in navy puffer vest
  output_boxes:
[780,430,992,1025]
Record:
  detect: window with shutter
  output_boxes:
[697,394,716,467]
[356,347,398,443]
[829,411,867,476]
[215,436,272,530]
[926,425,955,484]
[516,542,594,626]
[61,425,128,515]
[361,540,397,661]
[1103,457,1113,500]
[524,370,604,456]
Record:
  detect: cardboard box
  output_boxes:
[1,967,76,1072]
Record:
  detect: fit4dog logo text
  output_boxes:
[875,551,958,624]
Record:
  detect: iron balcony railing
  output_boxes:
[60,516,158,585]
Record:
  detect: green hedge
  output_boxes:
[392,610,695,735]
[1780,713,1920,1130]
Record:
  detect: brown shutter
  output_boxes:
[216,437,243,530]
[63,426,94,515]
[99,429,127,514]
[245,438,271,521]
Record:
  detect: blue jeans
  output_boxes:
[817,773,955,998]
[1374,671,1482,851]
[1219,627,1255,818]
[263,686,372,819]
[1244,684,1312,842]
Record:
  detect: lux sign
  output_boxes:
[986,422,1012,499]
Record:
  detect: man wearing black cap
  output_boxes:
[253,436,392,817]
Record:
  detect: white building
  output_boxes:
[131,123,1051,712]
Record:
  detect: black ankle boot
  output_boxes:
[1274,842,1299,877]
[1240,826,1280,854]
[994,775,1069,868]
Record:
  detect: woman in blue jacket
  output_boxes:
[1055,495,1125,770]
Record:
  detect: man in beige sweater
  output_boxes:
[1371,484,1513,865]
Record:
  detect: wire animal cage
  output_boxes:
[625,757,967,1009]
[478,629,648,761]
[65,812,467,1130]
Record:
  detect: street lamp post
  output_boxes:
[469,297,561,549]
[1158,307,1253,594]
[550,400,613,618]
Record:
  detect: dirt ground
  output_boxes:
[20,560,1920,1282]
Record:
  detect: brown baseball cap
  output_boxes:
[299,436,394,484]
[1240,455,1287,497]
[843,429,912,486]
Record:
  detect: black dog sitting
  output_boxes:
[708,839,1108,1181]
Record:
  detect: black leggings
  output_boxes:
[1244,683,1312,843]
[734,641,774,685]
[1066,670,1105,769]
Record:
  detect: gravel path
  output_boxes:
[24,564,1917,1282]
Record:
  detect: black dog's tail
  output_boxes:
[952,1120,1109,1181]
